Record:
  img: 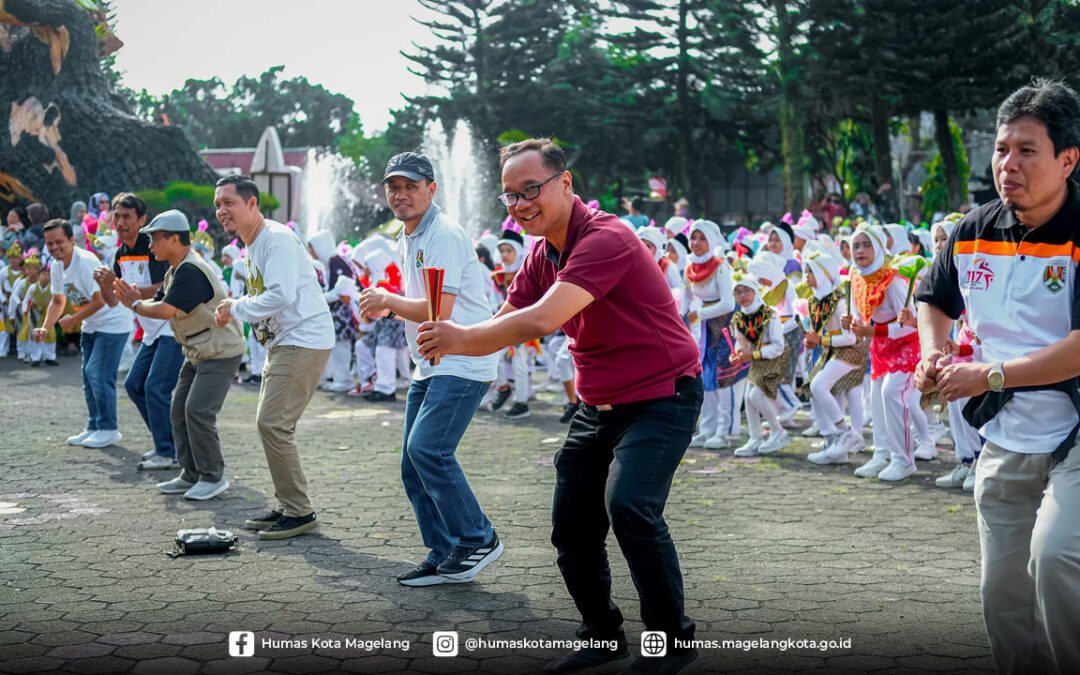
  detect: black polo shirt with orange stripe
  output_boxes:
[916,180,1080,453]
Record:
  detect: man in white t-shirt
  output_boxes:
[36,219,133,449]
[213,176,334,541]
[358,152,502,587]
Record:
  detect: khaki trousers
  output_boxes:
[976,440,1080,674]
[256,345,330,517]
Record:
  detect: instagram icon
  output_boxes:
[432,631,458,657]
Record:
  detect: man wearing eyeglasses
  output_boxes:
[416,138,704,674]
[358,152,503,587]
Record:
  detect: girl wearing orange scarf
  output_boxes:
[843,225,920,481]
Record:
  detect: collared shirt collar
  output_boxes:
[405,203,441,239]
[994,180,1079,235]
[542,196,588,267]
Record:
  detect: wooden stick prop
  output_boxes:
[422,267,445,366]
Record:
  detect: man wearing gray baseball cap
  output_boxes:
[112,209,246,501]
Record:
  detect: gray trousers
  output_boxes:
[977,440,1080,674]
[171,355,241,483]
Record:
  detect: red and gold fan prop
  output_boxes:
[422,267,445,366]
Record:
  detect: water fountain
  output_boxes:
[299,149,384,243]
[421,119,497,237]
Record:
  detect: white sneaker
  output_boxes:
[67,429,94,446]
[703,434,730,450]
[758,429,790,454]
[138,454,178,471]
[929,421,948,443]
[914,442,938,461]
[801,422,822,438]
[936,463,972,488]
[82,429,122,448]
[734,437,764,457]
[141,449,156,461]
[963,460,978,491]
[777,404,800,426]
[552,391,569,406]
[854,454,889,478]
[319,381,354,392]
[877,459,917,481]
[157,475,195,494]
[689,433,711,448]
[808,435,849,465]
[843,430,867,454]
[183,478,230,501]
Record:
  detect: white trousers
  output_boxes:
[698,389,720,438]
[717,381,746,437]
[948,397,982,462]
[354,341,375,382]
[374,345,400,395]
[906,385,932,445]
[745,383,782,439]
[810,359,857,436]
[512,346,532,403]
[326,340,353,385]
[0,330,9,356]
[249,331,267,375]
[870,372,914,466]
[844,385,865,432]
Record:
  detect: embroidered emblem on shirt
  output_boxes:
[1044,264,1066,293]
[416,249,424,269]
[961,259,994,291]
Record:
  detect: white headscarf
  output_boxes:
[221,244,241,262]
[884,224,909,257]
[365,249,393,284]
[667,237,689,271]
[307,231,335,265]
[637,227,667,262]
[734,274,764,314]
[664,216,688,237]
[497,232,526,273]
[803,250,841,300]
[791,222,818,244]
[747,250,785,286]
[852,225,888,276]
[689,220,724,264]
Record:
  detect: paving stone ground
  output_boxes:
[0,356,993,674]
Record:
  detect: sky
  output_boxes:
[111,0,444,133]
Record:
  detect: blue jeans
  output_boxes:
[80,331,129,431]
[124,336,184,457]
[401,375,492,565]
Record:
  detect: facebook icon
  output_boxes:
[229,631,255,657]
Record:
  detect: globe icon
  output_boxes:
[642,632,666,656]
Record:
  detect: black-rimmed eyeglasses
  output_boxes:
[497,174,562,207]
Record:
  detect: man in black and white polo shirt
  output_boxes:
[915,78,1080,674]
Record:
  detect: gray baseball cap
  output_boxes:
[142,209,190,234]
[383,152,435,183]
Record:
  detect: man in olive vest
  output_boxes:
[113,210,245,500]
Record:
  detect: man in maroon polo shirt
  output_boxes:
[417,138,703,674]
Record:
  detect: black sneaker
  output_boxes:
[396,561,470,587]
[559,403,578,424]
[505,403,530,419]
[30,361,41,367]
[623,648,699,674]
[259,512,318,540]
[490,387,512,411]
[244,510,283,530]
[544,638,629,673]
[44,359,59,366]
[363,390,397,403]
[436,531,504,581]
[245,374,262,386]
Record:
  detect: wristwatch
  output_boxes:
[131,299,142,313]
[987,361,1005,392]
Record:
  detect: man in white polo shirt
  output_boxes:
[35,219,133,449]
[916,78,1080,674]
[358,152,502,586]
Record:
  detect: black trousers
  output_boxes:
[551,374,703,643]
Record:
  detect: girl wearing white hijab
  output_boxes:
[844,225,921,481]
[638,226,681,289]
[801,251,868,464]
[685,220,744,448]
[729,275,790,456]
[927,216,982,490]
[748,250,803,419]
[884,224,911,258]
